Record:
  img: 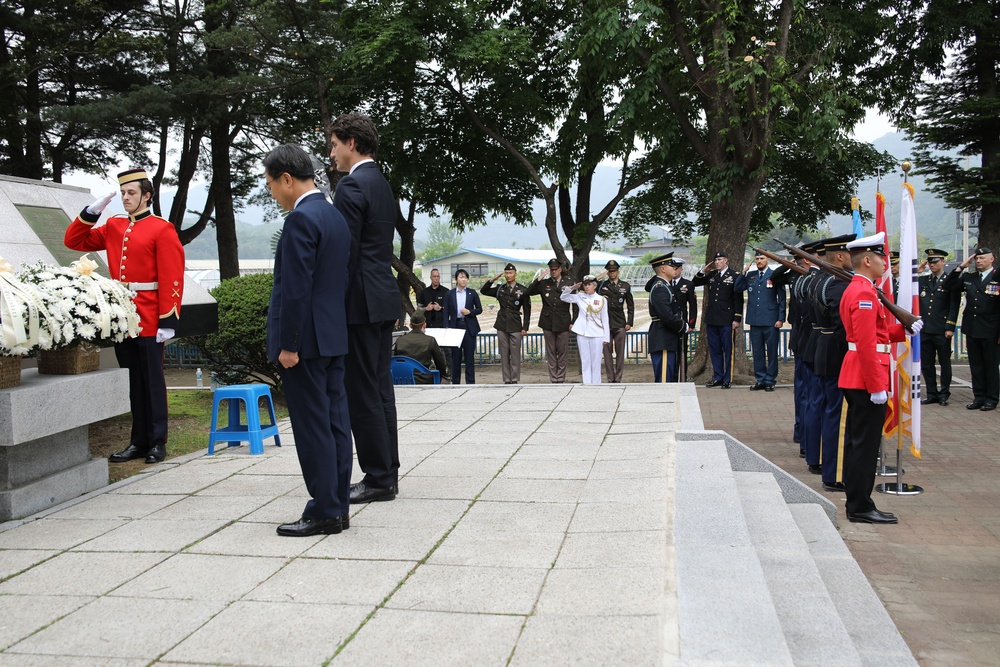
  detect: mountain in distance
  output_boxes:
[179,131,969,259]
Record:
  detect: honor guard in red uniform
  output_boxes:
[64,168,185,464]
[839,233,921,524]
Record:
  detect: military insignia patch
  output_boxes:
[859,300,873,310]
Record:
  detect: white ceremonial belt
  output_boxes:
[127,281,158,291]
[848,342,890,354]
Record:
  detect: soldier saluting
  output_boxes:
[481,263,531,384]
[525,259,574,383]
[597,260,634,383]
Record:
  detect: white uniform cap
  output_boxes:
[845,232,887,255]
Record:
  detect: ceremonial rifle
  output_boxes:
[746,245,808,277]
[771,238,921,330]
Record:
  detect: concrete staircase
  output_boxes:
[673,438,918,666]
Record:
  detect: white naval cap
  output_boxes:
[846,231,887,255]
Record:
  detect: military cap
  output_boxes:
[670,256,686,267]
[889,251,900,265]
[409,310,425,326]
[713,250,728,259]
[924,248,948,261]
[974,247,993,256]
[800,241,818,254]
[822,233,857,253]
[604,260,621,270]
[649,252,674,268]
[846,232,888,255]
[581,274,597,283]
[813,240,827,255]
[547,258,561,268]
[117,168,149,185]
[504,262,517,271]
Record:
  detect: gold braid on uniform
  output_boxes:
[585,299,605,329]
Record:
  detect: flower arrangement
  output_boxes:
[0,256,64,356]
[15,255,140,349]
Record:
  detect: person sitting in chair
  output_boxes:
[392,310,449,384]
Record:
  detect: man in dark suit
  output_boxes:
[693,251,746,387]
[917,249,960,405]
[329,113,402,504]
[264,144,352,537]
[392,310,448,383]
[443,268,483,384]
[741,251,786,391]
[942,247,1000,410]
[418,268,448,329]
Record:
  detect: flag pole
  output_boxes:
[878,159,924,496]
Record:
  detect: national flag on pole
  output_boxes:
[851,197,864,239]
[896,183,922,458]
[876,191,900,438]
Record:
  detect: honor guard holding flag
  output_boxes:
[839,233,921,524]
[647,253,688,382]
[64,168,185,464]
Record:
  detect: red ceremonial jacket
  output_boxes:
[838,274,905,393]
[64,208,185,336]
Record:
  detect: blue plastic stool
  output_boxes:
[208,384,281,455]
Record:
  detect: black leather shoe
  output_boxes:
[939,399,949,406]
[276,516,342,537]
[920,397,938,405]
[848,510,898,524]
[144,444,166,464]
[749,384,764,391]
[109,445,147,463]
[823,482,846,492]
[799,450,806,458]
[722,382,731,389]
[981,403,997,412]
[808,464,822,474]
[705,380,722,387]
[764,385,775,392]
[967,401,984,410]
[341,513,350,530]
[874,509,896,519]
[349,482,396,504]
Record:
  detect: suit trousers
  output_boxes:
[114,337,168,453]
[801,363,822,466]
[543,330,568,383]
[651,349,677,383]
[602,327,627,382]
[450,320,476,384]
[749,325,779,385]
[577,335,604,384]
[843,388,887,515]
[818,376,846,484]
[966,336,999,404]
[920,332,952,400]
[281,355,352,520]
[346,321,399,488]
[706,325,733,383]
[497,331,522,383]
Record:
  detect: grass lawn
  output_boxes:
[89,389,289,484]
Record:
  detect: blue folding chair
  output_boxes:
[390,355,441,385]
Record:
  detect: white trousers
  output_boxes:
[577,335,604,384]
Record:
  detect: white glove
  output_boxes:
[908,318,924,335]
[86,191,116,216]
[155,328,175,343]
[870,390,888,405]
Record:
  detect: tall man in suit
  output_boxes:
[329,113,402,504]
[444,268,483,383]
[597,260,634,383]
[741,251,786,391]
[942,247,1000,410]
[693,251,745,387]
[917,249,960,406]
[264,145,352,536]
[525,259,574,382]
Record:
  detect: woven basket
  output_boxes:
[0,356,22,388]
[37,342,101,375]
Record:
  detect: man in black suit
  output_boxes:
[392,310,448,383]
[942,247,1000,410]
[329,114,402,504]
[418,268,448,329]
[443,268,483,384]
[917,249,960,406]
[264,144,352,537]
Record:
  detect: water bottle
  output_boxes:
[196,368,203,388]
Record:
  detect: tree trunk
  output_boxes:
[395,200,422,316]
[210,121,239,280]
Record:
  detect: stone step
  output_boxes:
[735,471,862,666]
[674,439,793,665]
[790,504,919,667]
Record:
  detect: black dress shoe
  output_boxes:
[349,481,396,504]
[799,450,806,458]
[341,513,350,530]
[874,509,896,519]
[721,382,731,389]
[276,516,342,537]
[109,445,147,463]
[848,510,898,524]
[749,383,764,391]
[823,482,846,492]
[705,380,722,387]
[144,444,166,464]
[808,464,822,474]
[939,399,949,406]
[981,403,997,411]
[967,401,984,410]
[764,385,775,392]
[921,397,938,405]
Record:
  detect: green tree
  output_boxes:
[421,217,463,262]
